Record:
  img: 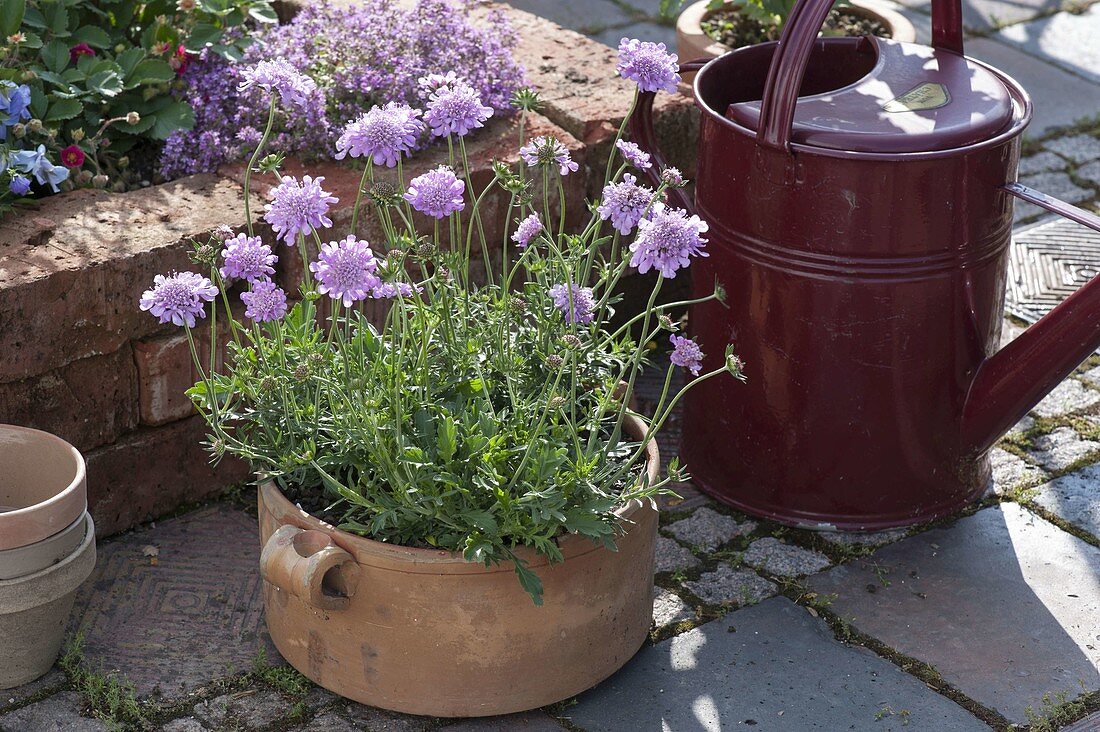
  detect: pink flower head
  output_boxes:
[335,102,423,167]
[669,334,704,376]
[139,271,218,328]
[60,145,85,169]
[617,38,680,94]
[240,279,288,323]
[69,43,95,64]
[403,166,465,219]
[616,140,652,170]
[220,233,277,282]
[629,203,708,278]
[309,235,382,307]
[511,213,543,249]
[264,175,338,246]
[549,283,596,325]
[424,79,493,138]
[597,173,653,235]
[239,59,317,113]
[519,136,578,176]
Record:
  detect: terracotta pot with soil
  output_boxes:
[257,413,660,717]
[677,0,915,66]
[0,425,97,689]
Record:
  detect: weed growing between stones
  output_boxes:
[59,633,149,731]
[1021,685,1098,732]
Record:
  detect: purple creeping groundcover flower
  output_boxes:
[403,166,465,219]
[519,136,579,176]
[264,175,338,246]
[220,233,278,282]
[629,203,709,278]
[549,283,596,325]
[511,213,543,249]
[8,175,30,196]
[309,235,382,307]
[238,59,318,113]
[616,140,652,170]
[669,334,704,376]
[598,173,654,235]
[139,272,219,328]
[240,279,288,323]
[617,38,680,94]
[335,103,423,167]
[424,79,493,138]
[418,71,460,97]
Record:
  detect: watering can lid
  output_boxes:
[726,38,1016,153]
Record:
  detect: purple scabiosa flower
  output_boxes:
[549,283,596,325]
[661,166,685,187]
[372,281,418,299]
[238,59,317,112]
[629,203,709,278]
[511,213,543,249]
[597,173,654,235]
[616,140,652,170]
[309,235,382,307]
[403,166,465,219]
[240,279,288,323]
[220,233,277,282]
[519,136,579,176]
[669,334,704,376]
[418,71,460,97]
[264,175,338,245]
[335,103,423,167]
[617,38,681,94]
[139,272,219,327]
[424,80,493,138]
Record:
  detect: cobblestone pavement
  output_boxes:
[3,5,1100,732]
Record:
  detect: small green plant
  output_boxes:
[60,633,150,731]
[250,649,312,698]
[1024,688,1090,732]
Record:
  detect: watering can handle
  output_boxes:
[628,59,709,213]
[757,0,965,152]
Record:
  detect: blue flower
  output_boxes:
[0,81,32,138]
[11,145,70,193]
[9,175,31,196]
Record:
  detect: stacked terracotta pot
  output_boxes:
[0,426,96,689]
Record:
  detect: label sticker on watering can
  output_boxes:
[882,83,951,113]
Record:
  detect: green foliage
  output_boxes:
[60,633,150,731]
[0,0,273,192]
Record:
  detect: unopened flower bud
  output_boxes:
[190,243,218,267]
[60,180,74,192]
[659,314,676,331]
[368,181,400,207]
[126,112,141,125]
[21,69,35,82]
[27,118,42,133]
[293,363,310,381]
[387,248,403,260]
[76,170,93,185]
[118,156,130,169]
[92,174,108,188]
[509,296,527,313]
[511,87,542,112]
[308,352,325,366]
[115,43,126,54]
[661,167,686,188]
[211,224,233,242]
[546,354,564,369]
[211,439,225,456]
[415,241,435,260]
[260,376,277,393]
[548,395,566,409]
[562,334,582,349]
[177,0,195,10]
[11,123,25,138]
[71,128,85,142]
[725,347,745,379]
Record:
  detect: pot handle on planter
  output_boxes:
[259,524,359,611]
[628,59,709,214]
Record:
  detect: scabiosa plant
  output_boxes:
[139,272,218,327]
[264,176,338,246]
[241,279,289,322]
[238,59,318,113]
[629,203,709,278]
[424,80,494,138]
[404,166,465,219]
[597,173,654,235]
[615,140,652,170]
[335,103,424,167]
[220,234,278,282]
[143,41,741,605]
[617,38,681,94]
[309,235,382,306]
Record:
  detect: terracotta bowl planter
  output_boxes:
[676,0,916,68]
[0,424,87,550]
[257,413,660,717]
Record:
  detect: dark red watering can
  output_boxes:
[632,0,1100,530]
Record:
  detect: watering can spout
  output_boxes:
[963,184,1100,455]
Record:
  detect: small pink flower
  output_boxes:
[69,43,95,64]
[60,145,85,169]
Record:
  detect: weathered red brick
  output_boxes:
[0,346,138,453]
[0,175,258,384]
[85,417,249,537]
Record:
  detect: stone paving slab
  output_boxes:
[682,564,777,606]
[966,38,1100,137]
[1032,379,1100,418]
[894,0,1062,35]
[1064,711,1100,731]
[66,504,275,701]
[807,503,1100,724]
[566,597,990,731]
[742,537,832,578]
[990,447,1046,494]
[1028,426,1100,472]
[1033,463,1100,539]
[654,587,696,628]
[0,692,107,732]
[653,535,701,574]
[998,6,1100,84]
[664,507,756,552]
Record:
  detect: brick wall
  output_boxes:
[0,3,698,538]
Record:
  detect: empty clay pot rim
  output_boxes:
[0,424,86,523]
[261,413,660,569]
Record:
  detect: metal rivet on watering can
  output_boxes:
[630,0,1100,531]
